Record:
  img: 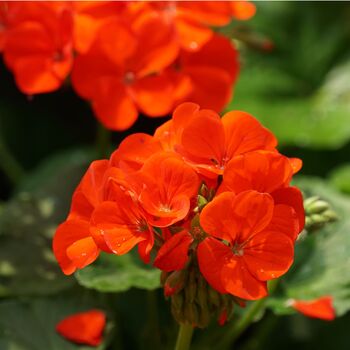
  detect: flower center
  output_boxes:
[232,242,244,256]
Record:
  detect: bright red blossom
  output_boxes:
[53,102,304,318]
[1,1,251,130]
[197,191,298,299]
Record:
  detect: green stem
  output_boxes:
[0,138,25,186]
[175,323,194,350]
[217,279,280,350]
[96,122,111,158]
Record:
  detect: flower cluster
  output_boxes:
[53,102,305,326]
[0,1,255,130]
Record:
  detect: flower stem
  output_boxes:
[0,137,25,186]
[175,323,194,350]
[96,122,111,158]
[217,279,280,350]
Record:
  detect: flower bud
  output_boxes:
[164,270,187,297]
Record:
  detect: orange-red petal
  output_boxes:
[154,230,193,272]
[56,309,106,346]
[291,296,336,321]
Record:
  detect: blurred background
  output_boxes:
[0,2,350,350]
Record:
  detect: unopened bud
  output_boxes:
[164,270,187,297]
[197,275,208,308]
[187,303,200,326]
[160,271,169,286]
[306,200,330,215]
[185,269,197,303]
[199,183,209,198]
[322,209,338,222]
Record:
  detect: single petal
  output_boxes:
[56,310,106,346]
[243,231,294,281]
[222,257,268,300]
[110,133,162,172]
[220,151,294,194]
[53,219,99,275]
[175,16,213,51]
[222,111,277,161]
[138,233,155,264]
[291,296,335,321]
[132,13,178,76]
[289,157,303,174]
[197,237,230,294]
[66,237,99,270]
[183,66,233,113]
[154,230,193,271]
[231,1,256,20]
[200,192,240,242]
[70,160,109,219]
[200,191,274,243]
[131,73,175,117]
[92,201,149,255]
[265,204,300,241]
[180,109,226,168]
[177,2,233,27]
[92,80,138,131]
[197,237,267,299]
[138,153,199,226]
[272,186,305,232]
[181,33,239,81]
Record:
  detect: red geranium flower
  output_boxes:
[137,1,255,52]
[155,103,277,177]
[71,15,179,130]
[53,160,111,275]
[219,151,305,231]
[197,190,299,299]
[56,309,106,346]
[3,2,74,94]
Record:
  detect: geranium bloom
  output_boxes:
[56,310,106,346]
[71,15,179,130]
[154,102,277,177]
[171,34,239,112]
[72,1,127,54]
[219,151,305,231]
[137,1,255,52]
[197,190,299,299]
[3,2,74,94]
[53,102,305,328]
[53,160,111,275]
[290,296,335,321]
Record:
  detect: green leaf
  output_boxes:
[0,149,94,296]
[329,163,350,195]
[76,252,161,293]
[227,2,350,149]
[230,65,350,149]
[0,296,113,350]
[267,176,350,316]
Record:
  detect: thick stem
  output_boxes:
[217,279,280,350]
[96,122,111,158]
[175,323,194,350]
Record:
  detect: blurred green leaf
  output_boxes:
[329,163,350,195]
[267,176,350,316]
[0,149,94,296]
[230,64,350,149]
[0,296,113,350]
[76,252,161,293]
[228,2,350,149]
